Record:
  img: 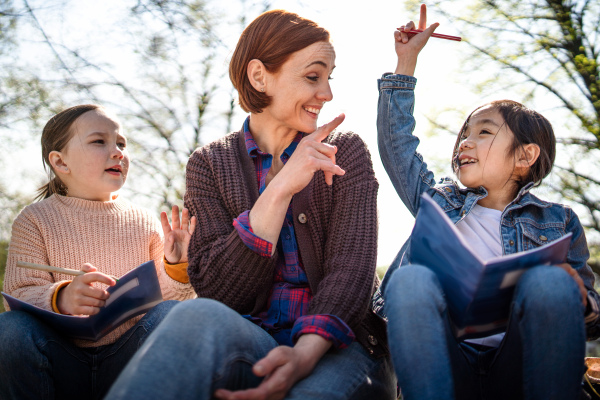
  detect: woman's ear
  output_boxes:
[516,143,541,169]
[247,59,267,93]
[49,151,70,175]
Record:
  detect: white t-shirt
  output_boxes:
[455,204,505,348]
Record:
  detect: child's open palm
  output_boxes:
[161,205,197,264]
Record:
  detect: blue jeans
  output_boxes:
[385,265,586,400]
[106,298,396,399]
[0,300,178,400]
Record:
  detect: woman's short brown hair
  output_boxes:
[229,9,330,114]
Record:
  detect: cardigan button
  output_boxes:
[368,335,378,346]
[539,235,548,242]
[509,240,515,246]
[298,213,307,224]
[367,347,374,355]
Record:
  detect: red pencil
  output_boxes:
[399,28,462,42]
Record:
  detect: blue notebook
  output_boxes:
[2,260,163,341]
[410,194,571,339]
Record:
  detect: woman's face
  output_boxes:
[263,41,335,133]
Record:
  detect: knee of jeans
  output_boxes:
[0,312,39,361]
[150,300,179,318]
[384,265,442,309]
[515,266,582,313]
[168,298,236,327]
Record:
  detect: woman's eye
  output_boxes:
[92,139,105,144]
[307,76,318,82]
[328,76,333,81]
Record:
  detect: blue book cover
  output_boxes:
[2,260,163,341]
[409,193,571,339]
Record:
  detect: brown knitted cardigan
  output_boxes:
[184,128,388,357]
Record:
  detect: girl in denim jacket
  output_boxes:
[376,5,600,400]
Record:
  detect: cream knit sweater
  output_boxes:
[3,194,196,347]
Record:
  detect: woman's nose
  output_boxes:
[317,82,333,103]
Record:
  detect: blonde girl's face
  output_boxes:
[56,109,129,201]
[455,105,520,196]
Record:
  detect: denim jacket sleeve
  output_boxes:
[565,207,600,338]
[377,73,437,216]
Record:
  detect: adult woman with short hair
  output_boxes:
[106,10,395,400]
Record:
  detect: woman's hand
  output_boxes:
[273,113,346,197]
[214,334,331,400]
[394,4,439,76]
[161,205,197,264]
[56,263,116,315]
[557,263,588,307]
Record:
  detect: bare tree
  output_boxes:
[0,0,274,242]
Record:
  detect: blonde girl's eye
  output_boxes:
[118,142,127,150]
[92,139,105,145]
[480,129,492,135]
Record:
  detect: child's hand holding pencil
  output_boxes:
[393,4,460,77]
[17,261,118,316]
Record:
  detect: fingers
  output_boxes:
[80,263,97,273]
[253,346,292,377]
[172,205,181,229]
[419,3,427,30]
[160,211,172,235]
[309,113,345,143]
[80,271,117,287]
[556,263,588,307]
[188,215,197,236]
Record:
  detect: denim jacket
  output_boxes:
[373,73,600,339]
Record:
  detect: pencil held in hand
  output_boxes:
[398,28,462,42]
[17,261,119,281]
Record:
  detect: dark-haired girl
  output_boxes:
[374,5,600,400]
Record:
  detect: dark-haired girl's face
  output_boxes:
[263,41,335,133]
[456,105,521,196]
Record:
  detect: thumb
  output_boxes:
[81,263,97,273]
[309,113,345,143]
[420,22,440,40]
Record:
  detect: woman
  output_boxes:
[106,9,396,400]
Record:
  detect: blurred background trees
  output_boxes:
[0,0,272,242]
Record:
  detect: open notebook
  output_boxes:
[409,193,571,339]
[2,260,163,341]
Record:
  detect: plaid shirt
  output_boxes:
[233,117,355,349]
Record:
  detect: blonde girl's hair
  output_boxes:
[36,104,102,201]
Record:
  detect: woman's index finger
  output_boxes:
[310,113,345,143]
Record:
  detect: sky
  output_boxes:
[8,0,559,266]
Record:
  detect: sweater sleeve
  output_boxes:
[147,215,196,302]
[305,133,380,332]
[184,147,278,314]
[3,208,69,312]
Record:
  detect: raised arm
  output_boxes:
[377,5,442,215]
